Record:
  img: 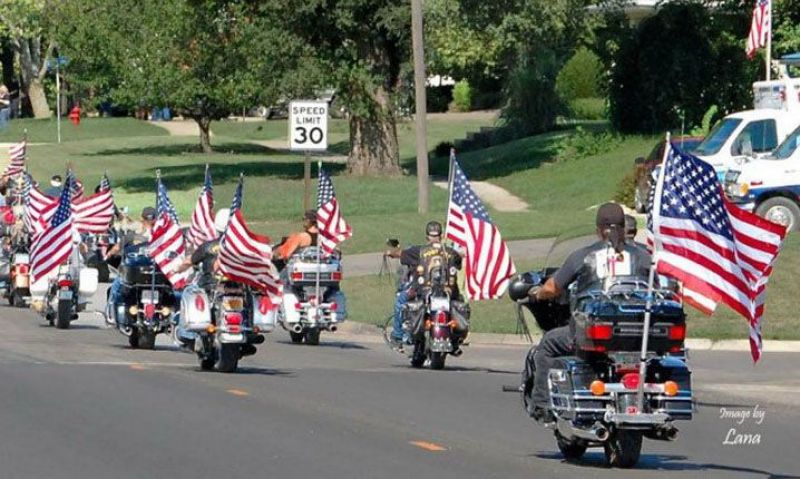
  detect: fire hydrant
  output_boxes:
[68,106,81,126]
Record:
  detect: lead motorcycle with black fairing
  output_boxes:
[510,235,693,468]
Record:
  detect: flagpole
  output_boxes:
[636,131,671,412]
[315,160,323,314]
[443,148,456,239]
[766,0,772,81]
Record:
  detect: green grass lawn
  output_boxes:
[343,236,800,341]
[0,117,168,143]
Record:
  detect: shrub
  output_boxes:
[613,170,637,209]
[426,85,453,113]
[501,49,563,137]
[556,47,603,100]
[554,126,622,162]
[434,141,454,158]
[567,98,607,120]
[451,80,472,112]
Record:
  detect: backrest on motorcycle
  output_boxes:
[416,243,456,291]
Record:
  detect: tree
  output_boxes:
[54,0,297,153]
[0,0,54,118]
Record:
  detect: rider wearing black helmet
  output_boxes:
[525,203,651,421]
[390,221,462,349]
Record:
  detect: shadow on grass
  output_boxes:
[116,160,347,192]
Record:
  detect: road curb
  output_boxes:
[335,322,800,352]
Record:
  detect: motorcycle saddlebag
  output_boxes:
[573,295,686,355]
[180,285,212,331]
[78,268,99,297]
[450,300,470,333]
[403,299,425,337]
[251,293,277,332]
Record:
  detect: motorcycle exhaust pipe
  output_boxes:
[292,324,303,334]
[645,425,679,442]
[451,348,463,357]
[556,418,609,442]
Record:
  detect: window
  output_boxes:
[731,120,778,156]
[770,125,800,160]
[694,118,742,156]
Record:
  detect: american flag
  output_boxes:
[73,174,114,233]
[746,0,771,59]
[445,160,516,300]
[187,165,217,247]
[71,178,85,200]
[3,140,26,177]
[218,175,282,304]
[156,174,179,224]
[147,179,191,289]
[648,143,786,361]
[316,169,352,255]
[25,176,58,234]
[30,173,75,282]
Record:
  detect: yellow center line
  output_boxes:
[409,440,447,452]
[226,388,250,397]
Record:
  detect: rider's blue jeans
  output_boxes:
[392,289,409,342]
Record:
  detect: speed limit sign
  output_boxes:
[289,100,328,151]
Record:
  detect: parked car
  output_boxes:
[633,136,703,213]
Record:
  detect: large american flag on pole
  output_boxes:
[218,175,282,303]
[3,140,26,177]
[30,173,75,282]
[156,173,179,224]
[445,160,516,300]
[187,165,217,247]
[147,178,191,289]
[648,143,786,361]
[73,174,114,233]
[316,169,352,255]
[746,0,771,59]
[25,177,58,234]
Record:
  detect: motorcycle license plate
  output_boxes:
[141,290,159,304]
[58,290,73,300]
[219,333,244,343]
[13,254,29,264]
[430,297,450,312]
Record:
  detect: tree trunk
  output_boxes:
[347,88,401,176]
[27,79,50,119]
[196,117,212,153]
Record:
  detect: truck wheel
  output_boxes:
[55,299,72,329]
[756,197,800,231]
[555,432,587,461]
[604,430,642,468]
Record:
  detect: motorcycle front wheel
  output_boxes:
[555,431,587,461]
[215,343,239,373]
[55,299,72,329]
[604,430,643,468]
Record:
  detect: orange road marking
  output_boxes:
[129,364,146,370]
[410,440,447,452]
[227,389,249,397]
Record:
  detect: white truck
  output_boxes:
[725,124,800,231]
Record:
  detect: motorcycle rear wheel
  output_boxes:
[55,299,72,329]
[138,329,157,350]
[429,352,446,370]
[604,430,643,468]
[215,344,239,373]
[555,432,587,460]
[289,331,304,344]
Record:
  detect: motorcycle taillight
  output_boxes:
[18,265,29,274]
[143,303,156,319]
[435,311,448,325]
[225,312,243,326]
[58,279,73,288]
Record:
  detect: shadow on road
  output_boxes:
[274,340,369,350]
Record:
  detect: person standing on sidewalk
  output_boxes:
[0,85,11,131]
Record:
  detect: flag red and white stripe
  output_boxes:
[73,189,115,233]
[746,0,771,59]
[30,175,75,282]
[147,212,191,289]
[445,160,516,300]
[649,143,786,361]
[26,186,58,234]
[187,166,217,247]
[3,141,26,177]
[316,170,352,255]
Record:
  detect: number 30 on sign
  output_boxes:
[289,100,328,151]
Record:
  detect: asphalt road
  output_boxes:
[1,298,799,479]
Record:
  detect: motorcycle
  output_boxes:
[180,278,274,373]
[5,242,31,307]
[277,246,345,345]
[109,243,175,349]
[394,258,470,370]
[30,253,98,329]
[509,234,692,468]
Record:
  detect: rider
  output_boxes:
[390,220,462,348]
[104,207,157,327]
[525,203,651,421]
[274,210,318,262]
[176,208,229,292]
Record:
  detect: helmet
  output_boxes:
[425,221,443,237]
[214,208,231,232]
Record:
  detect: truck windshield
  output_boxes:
[694,118,742,156]
[770,126,800,160]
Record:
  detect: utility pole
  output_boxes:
[411,0,429,214]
